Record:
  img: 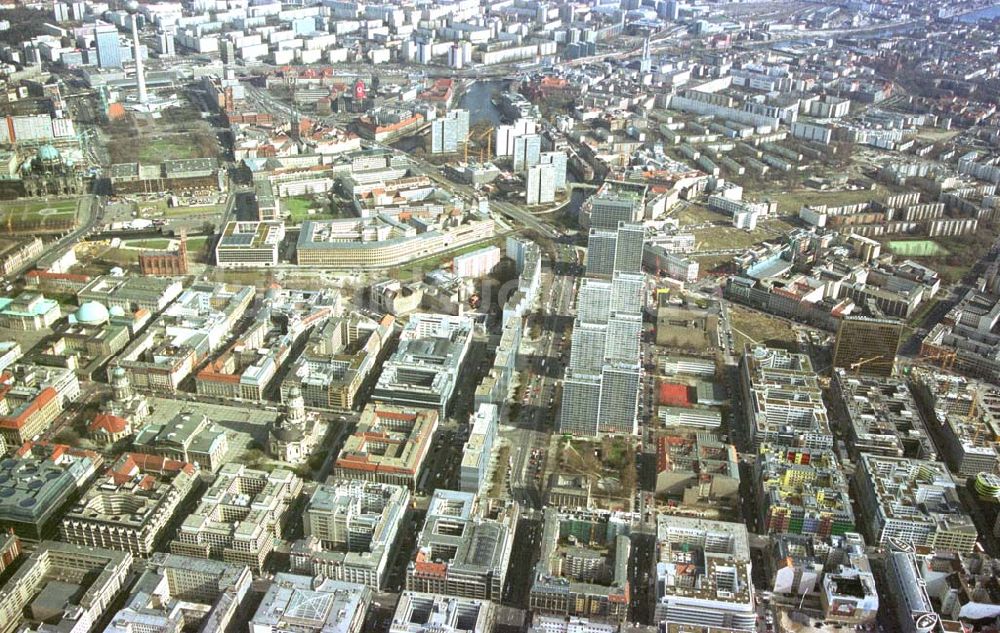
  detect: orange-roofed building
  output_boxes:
[658,381,693,407]
[88,413,132,444]
[0,385,62,447]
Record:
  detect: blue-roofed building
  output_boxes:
[0,293,61,331]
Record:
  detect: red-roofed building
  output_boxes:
[0,385,62,447]
[333,404,438,489]
[24,270,92,295]
[60,452,199,556]
[88,413,132,444]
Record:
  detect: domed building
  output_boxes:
[14,144,85,198]
[268,386,320,465]
[33,145,63,172]
[73,301,110,326]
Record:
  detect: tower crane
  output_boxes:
[849,355,886,375]
[464,126,493,165]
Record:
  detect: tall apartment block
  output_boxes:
[431,109,469,155]
[512,133,541,173]
[560,272,645,436]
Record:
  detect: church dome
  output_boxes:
[36,144,61,163]
[75,301,109,325]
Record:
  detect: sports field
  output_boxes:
[887,240,949,257]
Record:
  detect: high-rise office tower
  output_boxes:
[832,316,902,378]
[494,119,536,157]
[95,24,122,69]
[560,372,603,436]
[539,151,567,190]
[577,278,612,324]
[512,133,541,173]
[525,163,555,205]
[570,322,608,374]
[585,222,645,277]
[605,312,642,365]
[610,272,644,315]
[586,229,618,277]
[599,364,641,435]
[431,109,469,154]
[588,185,644,230]
[613,222,645,274]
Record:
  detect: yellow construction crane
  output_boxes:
[920,348,957,371]
[850,355,885,375]
[464,126,493,165]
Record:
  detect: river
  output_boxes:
[459,80,507,126]
[958,4,1000,21]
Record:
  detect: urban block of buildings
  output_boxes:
[105,553,252,633]
[740,346,832,450]
[406,490,516,602]
[854,454,978,553]
[60,452,199,556]
[334,404,438,489]
[530,508,633,623]
[291,479,410,590]
[170,462,303,572]
[373,313,474,418]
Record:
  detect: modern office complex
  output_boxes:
[60,453,199,556]
[654,515,756,631]
[390,592,495,633]
[295,215,494,269]
[291,480,410,589]
[770,532,878,624]
[0,364,80,446]
[406,490,516,602]
[215,220,285,267]
[755,444,855,538]
[655,431,740,505]
[0,442,102,541]
[909,368,1000,477]
[830,370,936,460]
[250,574,371,633]
[77,274,184,313]
[853,454,977,553]
[832,316,903,377]
[114,283,255,393]
[282,313,395,411]
[740,345,833,449]
[459,403,498,494]
[170,463,303,572]
[373,314,474,417]
[334,404,438,488]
